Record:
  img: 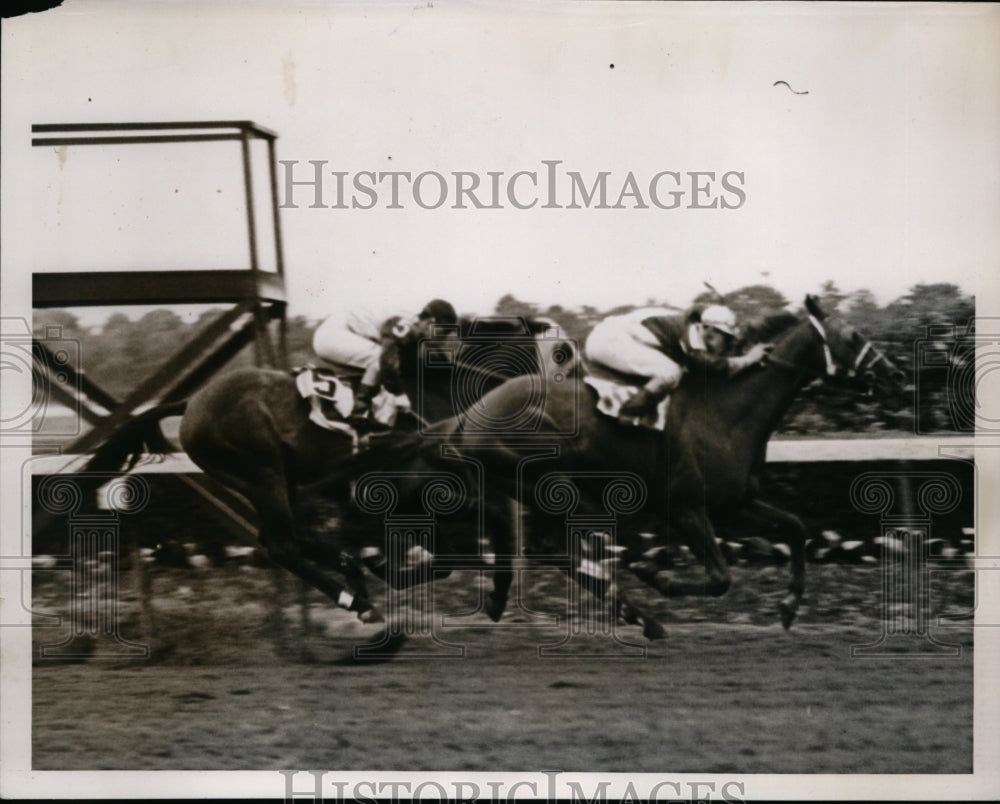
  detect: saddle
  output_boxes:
[582,360,671,431]
[293,366,412,452]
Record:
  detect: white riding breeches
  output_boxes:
[584,316,684,389]
[313,318,382,387]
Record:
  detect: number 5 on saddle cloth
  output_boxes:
[293,366,407,446]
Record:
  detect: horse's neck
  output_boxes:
[696,324,816,452]
[399,345,486,425]
[729,362,807,445]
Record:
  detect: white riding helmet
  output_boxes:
[701,305,738,337]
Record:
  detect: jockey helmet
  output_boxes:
[419,299,458,326]
[700,305,737,337]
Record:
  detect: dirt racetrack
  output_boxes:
[32,561,973,773]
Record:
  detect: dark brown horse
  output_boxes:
[393,296,905,633]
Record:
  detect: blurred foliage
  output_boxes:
[34,280,974,435]
[32,309,318,400]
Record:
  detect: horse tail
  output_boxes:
[82,400,189,474]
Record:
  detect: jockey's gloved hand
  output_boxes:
[347,383,377,431]
[728,343,772,374]
[352,383,377,413]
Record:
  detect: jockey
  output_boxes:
[584,304,771,423]
[313,298,458,427]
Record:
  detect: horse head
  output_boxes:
[379,315,554,424]
[767,295,906,398]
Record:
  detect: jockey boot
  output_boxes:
[347,382,377,431]
[618,388,658,422]
[618,378,671,424]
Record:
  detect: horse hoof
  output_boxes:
[358,607,385,624]
[617,602,639,626]
[484,596,507,623]
[630,561,660,587]
[779,600,797,630]
[336,631,407,665]
[643,620,668,641]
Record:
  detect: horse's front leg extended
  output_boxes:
[295,540,375,608]
[259,517,382,622]
[740,499,807,629]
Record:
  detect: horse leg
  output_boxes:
[521,530,666,641]
[284,485,382,618]
[201,455,383,622]
[740,499,807,629]
[256,490,383,622]
[295,542,382,623]
[632,507,731,598]
[484,498,516,623]
[567,551,667,641]
[615,592,668,641]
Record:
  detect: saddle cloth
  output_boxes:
[294,366,359,442]
[582,363,671,431]
[293,366,409,447]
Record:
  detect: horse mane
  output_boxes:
[740,312,800,344]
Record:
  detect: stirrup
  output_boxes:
[347,414,371,433]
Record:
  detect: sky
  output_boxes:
[3,1,998,326]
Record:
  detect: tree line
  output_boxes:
[34,280,975,435]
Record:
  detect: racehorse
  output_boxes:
[380,296,905,634]
[84,316,554,625]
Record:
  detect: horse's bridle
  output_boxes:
[767,314,890,383]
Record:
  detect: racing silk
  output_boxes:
[348,309,416,342]
[313,308,417,387]
[584,306,731,389]
[638,314,733,377]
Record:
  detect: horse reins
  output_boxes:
[849,338,890,376]
[766,315,888,380]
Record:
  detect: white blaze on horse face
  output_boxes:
[808,315,838,376]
